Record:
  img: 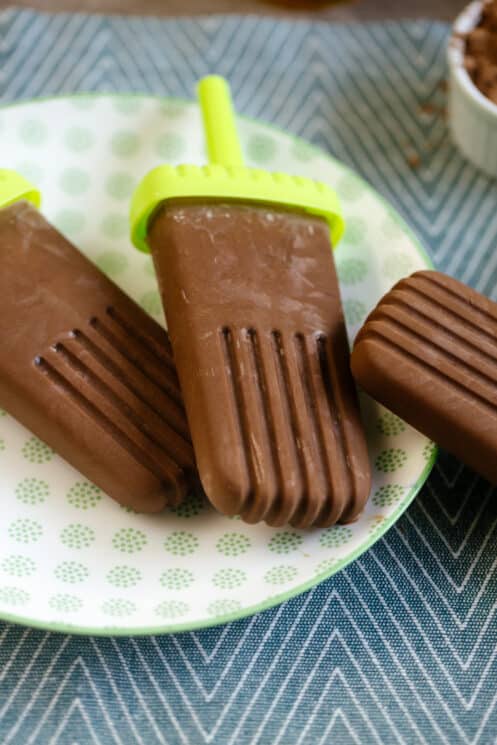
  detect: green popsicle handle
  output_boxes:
[197,76,244,168]
[0,169,41,210]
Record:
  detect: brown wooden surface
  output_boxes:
[0,0,469,21]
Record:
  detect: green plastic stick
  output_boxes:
[197,75,244,167]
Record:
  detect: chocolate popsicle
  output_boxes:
[0,170,195,511]
[131,77,371,527]
[351,270,497,485]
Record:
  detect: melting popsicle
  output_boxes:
[0,170,195,511]
[130,77,371,527]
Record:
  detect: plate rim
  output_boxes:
[0,92,437,636]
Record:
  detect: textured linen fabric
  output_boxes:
[0,10,497,744]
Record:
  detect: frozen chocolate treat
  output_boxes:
[0,199,195,511]
[131,76,371,527]
[351,270,497,485]
[464,0,497,104]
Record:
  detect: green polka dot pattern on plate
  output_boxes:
[264,565,298,585]
[319,526,353,549]
[207,598,242,617]
[67,482,102,510]
[0,586,30,607]
[0,409,6,417]
[64,126,95,152]
[377,412,406,436]
[423,442,436,461]
[140,290,162,318]
[164,531,199,556]
[373,484,406,507]
[291,139,315,162]
[112,528,147,554]
[19,119,47,146]
[343,299,367,326]
[337,172,366,201]
[60,524,95,549]
[268,532,303,554]
[0,439,5,452]
[59,167,90,196]
[102,598,136,617]
[246,133,277,164]
[49,593,82,613]
[160,568,194,591]
[15,477,50,505]
[100,213,128,239]
[113,97,142,114]
[1,555,36,577]
[54,208,86,236]
[106,172,135,200]
[8,518,42,544]
[159,100,187,118]
[212,568,247,590]
[156,132,186,160]
[368,516,386,536]
[95,251,128,278]
[375,448,408,473]
[155,599,190,619]
[106,565,142,588]
[54,561,89,584]
[337,258,368,285]
[315,557,340,575]
[343,217,367,245]
[111,130,139,157]
[382,212,405,239]
[383,253,414,281]
[169,493,206,519]
[216,533,251,557]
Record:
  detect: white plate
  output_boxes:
[0,94,435,635]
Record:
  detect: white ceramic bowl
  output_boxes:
[448,1,497,177]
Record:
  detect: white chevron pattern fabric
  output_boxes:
[1,10,497,745]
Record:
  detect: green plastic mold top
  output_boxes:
[130,76,345,253]
[0,169,41,211]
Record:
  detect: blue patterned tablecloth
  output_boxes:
[1,9,497,744]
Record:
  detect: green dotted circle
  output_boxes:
[164,531,199,556]
[0,586,30,607]
[15,477,50,505]
[169,493,206,519]
[100,213,128,239]
[155,599,190,619]
[19,119,48,146]
[423,442,436,461]
[113,97,143,114]
[59,167,90,196]
[60,524,95,550]
[216,533,251,557]
[375,448,408,473]
[0,439,5,452]
[337,172,366,201]
[319,526,353,549]
[207,598,242,617]
[343,299,367,326]
[101,598,136,617]
[373,484,406,507]
[67,482,102,510]
[156,132,186,160]
[383,253,414,281]
[246,133,277,164]
[0,409,6,417]
[53,208,86,237]
[268,532,303,554]
[8,518,43,544]
[111,130,140,157]
[54,561,89,584]
[140,290,163,318]
[344,216,367,245]
[160,568,194,591]
[112,528,147,554]
[337,258,368,285]
[315,557,340,575]
[49,593,82,613]
[264,565,298,585]
[212,568,247,590]
[1,555,36,577]
[377,412,406,436]
[290,139,315,162]
[106,172,135,200]
[159,100,188,118]
[106,565,142,588]
[95,251,128,278]
[64,126,95,152]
